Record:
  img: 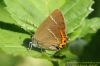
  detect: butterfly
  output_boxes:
[32,9,67,51]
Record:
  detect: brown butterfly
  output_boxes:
[32,9,67,50]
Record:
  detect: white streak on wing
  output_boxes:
[50,16,57,24]
[48,28,59,42]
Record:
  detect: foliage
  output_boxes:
[0,0,100,66]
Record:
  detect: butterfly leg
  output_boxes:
[29,42,33,50]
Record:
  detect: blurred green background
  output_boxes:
[0,0,100,66]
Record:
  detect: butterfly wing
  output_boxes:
[32,9,66,50]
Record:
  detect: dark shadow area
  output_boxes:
[51,60,59,66]
[88,0,100,18]
[0,21,30,35]
[53,52,66,59]
[0,0,6,7]
[53,45,69,59]
[78,29,100,62]
[22,38,32,48]
[22,38,45,52]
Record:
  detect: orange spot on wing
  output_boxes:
[59,31,66,48]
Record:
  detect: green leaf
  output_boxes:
[4,0,65,32]
[0,50,22,66]
[0,0,98,64]
[4,0,94,33]
[0,0,15,23]
[18,57,53,66]
[0,50,53,66]
[0,28,29,56]
[68,17,100,42]
[0,23,50,57]
[80,18,100,37]
[0,24,46,57]
[63,0,94,34]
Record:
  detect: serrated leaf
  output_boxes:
[63,0,94,34]
[80,18,100,37]
[4,0,65,32]
[4,0,94,34]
